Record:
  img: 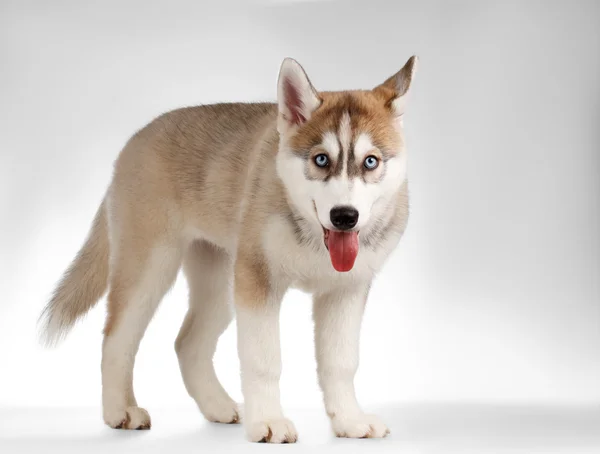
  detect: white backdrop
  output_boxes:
[1,0,599,419]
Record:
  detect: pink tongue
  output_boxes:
[327,231,359,272]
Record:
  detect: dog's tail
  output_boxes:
[38,198,110,347]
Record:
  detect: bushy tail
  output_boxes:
[38,199,110,346]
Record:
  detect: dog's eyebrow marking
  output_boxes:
[353,133,375,161]
[321,131,340,159]
[318,130,343,181]
[347,133,383,181]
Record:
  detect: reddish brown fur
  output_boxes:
[289,90,402,157]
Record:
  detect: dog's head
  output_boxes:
[275,56,417,272]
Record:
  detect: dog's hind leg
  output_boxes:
[101,224,183,430]
[175,240,239,424]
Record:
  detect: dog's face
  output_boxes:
[276,57,417,272]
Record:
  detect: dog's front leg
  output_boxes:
[313,282,390,439]
[235,269,297,443]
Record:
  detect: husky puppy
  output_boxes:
[40,55,418,443]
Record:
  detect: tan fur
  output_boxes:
[39,199,109,345]
[39,56,418,439]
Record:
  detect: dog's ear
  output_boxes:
[373,55,418,118]
[277,58,321,134]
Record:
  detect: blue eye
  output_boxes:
[364,155,379,170]
[314,154,329,167]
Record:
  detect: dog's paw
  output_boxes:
[199,397,240,424]
[332,413,389,439]
[246,418,298,443]
[104,406,151,430]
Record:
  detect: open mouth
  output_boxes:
[322,227,360,273]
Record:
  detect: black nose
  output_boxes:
[330,206,359,230]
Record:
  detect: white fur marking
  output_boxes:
[236,298,298,442]
[353,133,375,161]
[321,131,340,160]
[313,284,390,438]
[338,112,352,173]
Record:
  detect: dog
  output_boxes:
[39,55,418,443]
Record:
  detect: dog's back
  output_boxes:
[111,102,280,251]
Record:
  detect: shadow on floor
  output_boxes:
[1,403,599,453]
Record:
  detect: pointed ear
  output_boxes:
[374,55,418,117]
[277,58,321,134]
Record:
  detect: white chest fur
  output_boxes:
[262,215,399,294]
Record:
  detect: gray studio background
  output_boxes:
[1,0,599,422]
